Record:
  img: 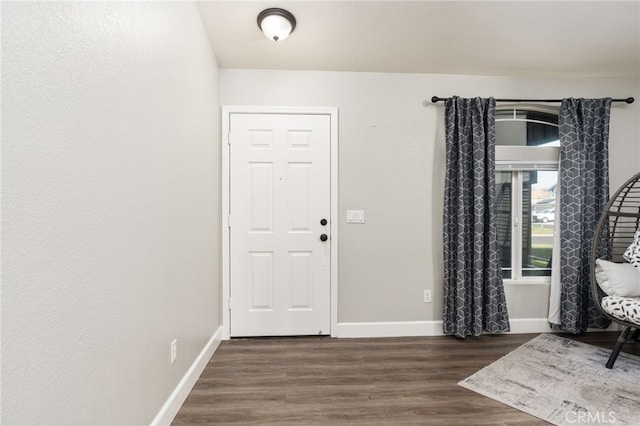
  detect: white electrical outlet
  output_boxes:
[170,339,177,364]
[424,290,432,303]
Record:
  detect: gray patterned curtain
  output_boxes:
[557,98,612,333]
[443,96,510,338]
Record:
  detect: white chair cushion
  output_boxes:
[601,296,640,324]
[595,259,640,297]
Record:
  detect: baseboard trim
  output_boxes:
[508,318,554,334]
[334,321,445,338]
[151,326,223,426]
[334,318,555,338]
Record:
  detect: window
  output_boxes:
[495,109,559,281]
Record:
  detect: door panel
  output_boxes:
[230,113,331,336]
[289,251,313,309]
[249,251,274,310]
[249,163,273,231]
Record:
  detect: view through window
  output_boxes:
[495,109,559,280]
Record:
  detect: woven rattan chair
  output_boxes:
[591,171,640,368]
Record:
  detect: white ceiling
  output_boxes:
[197,1,640,79]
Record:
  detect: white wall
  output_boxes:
[221,69,640,326]
[2,2,221,424]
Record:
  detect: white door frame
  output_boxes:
[221,106,338,339]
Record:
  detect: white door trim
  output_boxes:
[221,106,338,339]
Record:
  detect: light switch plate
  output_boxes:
[347,210,365,223]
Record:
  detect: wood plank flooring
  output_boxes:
[172,332,639,425]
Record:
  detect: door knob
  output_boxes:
[320,218,328,226]
[320,234,328,242]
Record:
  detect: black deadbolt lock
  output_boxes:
[320,218,328,226]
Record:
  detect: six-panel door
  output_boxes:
[229,113,331,336]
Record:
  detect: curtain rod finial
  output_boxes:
[625,97,635,104]
[431,96,441,103]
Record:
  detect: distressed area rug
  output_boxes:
[459,334,640,425]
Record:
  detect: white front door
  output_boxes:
[229,113,331,337]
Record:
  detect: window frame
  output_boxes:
[495,106,560,284]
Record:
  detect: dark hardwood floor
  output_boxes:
[172,331,639,425]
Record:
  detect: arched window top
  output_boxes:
[496,108,559,147]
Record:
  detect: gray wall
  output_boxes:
[2,2,222,424]
[220,69,640,324]
[2,2,639,423]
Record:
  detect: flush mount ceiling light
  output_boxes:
[257,8,296,42]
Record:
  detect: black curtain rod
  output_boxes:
[430,96,635,104]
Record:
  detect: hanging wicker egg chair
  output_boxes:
[591,171,640,368]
